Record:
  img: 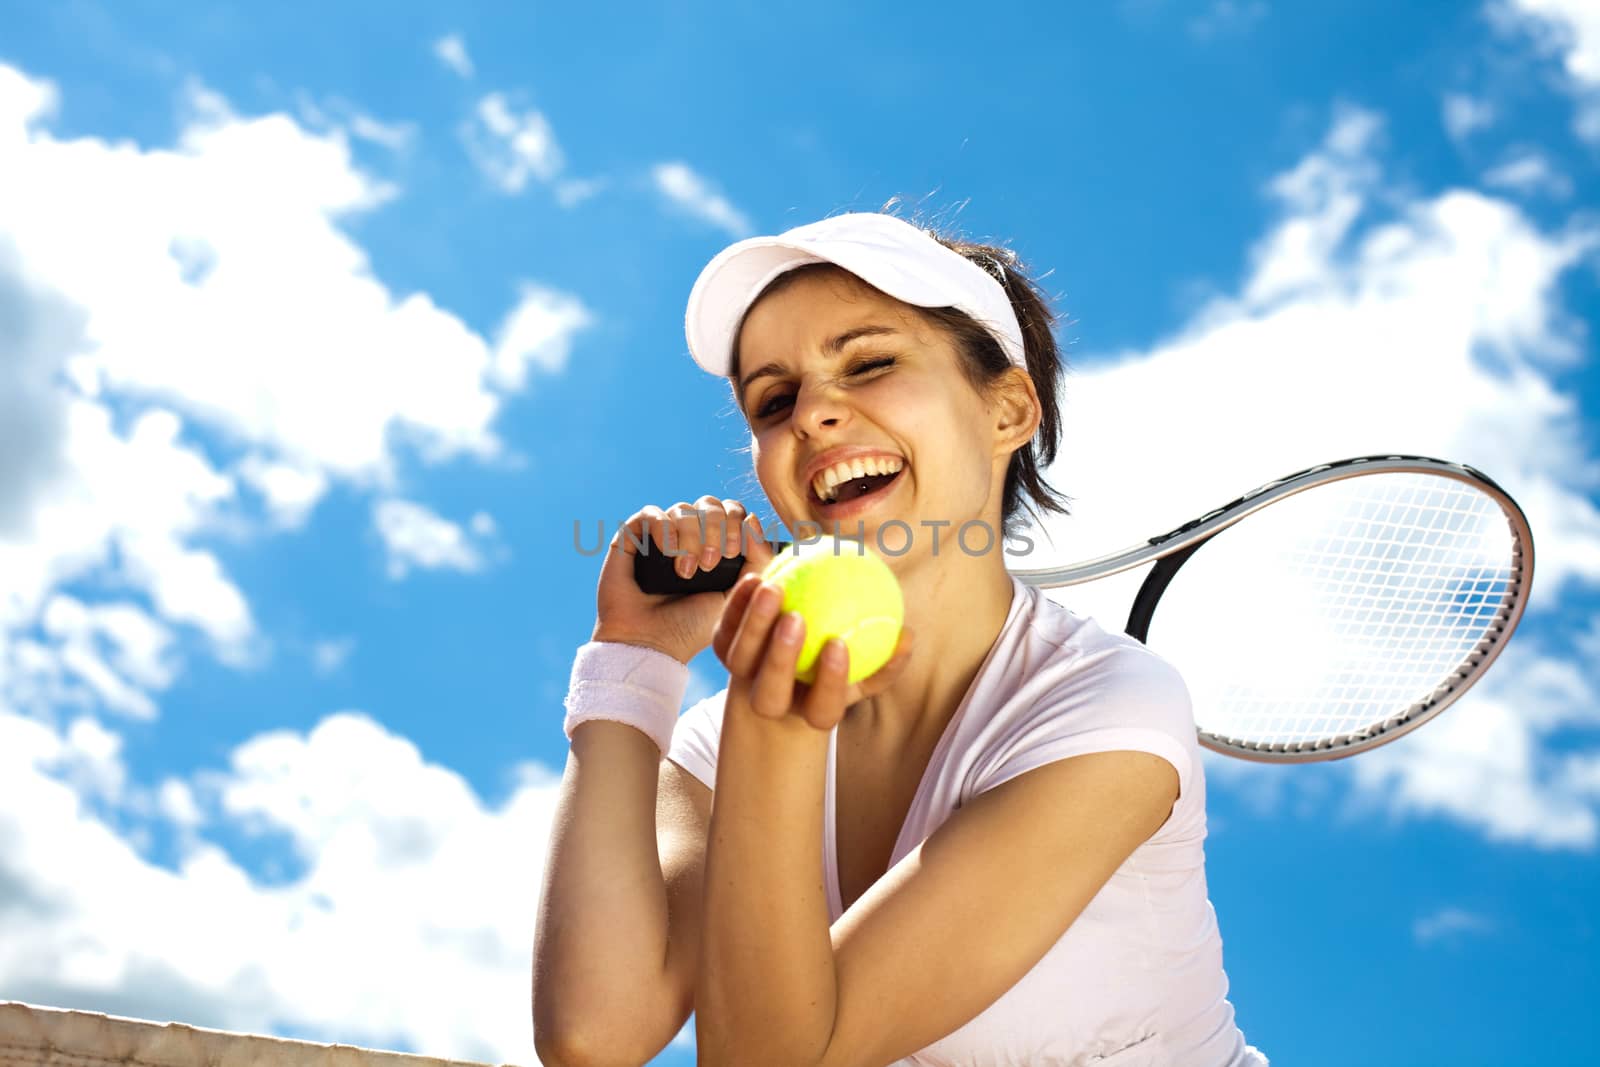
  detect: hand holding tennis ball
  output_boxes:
[760,536,905,685]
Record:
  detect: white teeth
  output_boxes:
[809,456,904,502]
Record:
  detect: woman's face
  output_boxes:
[734,268,1027,566]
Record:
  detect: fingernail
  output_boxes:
[755,582,782,613]
[701,545,719,569]
[676,556,694,578]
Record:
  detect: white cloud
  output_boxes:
[60,716,128,802]
[490,283,593,390]
[28,597,180,721]
[345,112,415,153]
[1441,92,1496,141]
[158,778,204,828]
[0,58,596,1066]
[1348,659,1600,848]
[1561,750,1600,798]
[0,63,56,130]
[1577,613,1600,663]
[651,161,752,238]
[235,456,329,530]
[1033,106,1600,849]
[294,93,415,154]
[372,499,497,580]
[1,70,544,484]
[1497,0,1600,141]
[310,638,355,676]
[453,90,607,213]
[555,176,607,208]
[0,61,587,693]
[1413,907,1495,945]
[463,92,564,194]
[1483,149,1575,198]
[0,394,254,668]
[0,709,564,1064]
[432,33,475,79]
[1501,0,1600,83]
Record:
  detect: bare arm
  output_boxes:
[533,500,763,1066]
[700,708,1178,1067]
[532,722,711,1067]
[694,580,1179,1067]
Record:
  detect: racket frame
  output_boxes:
[1009,454,1535,762]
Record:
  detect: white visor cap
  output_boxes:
[684,212,1028,378]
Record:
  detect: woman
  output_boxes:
[534,212,1267,1066]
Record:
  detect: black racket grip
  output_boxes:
[632,539,793,595]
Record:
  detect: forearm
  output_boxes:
[533,721,674,1062]
[696,704,837,1067]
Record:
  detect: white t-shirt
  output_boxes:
[667,576,1268,1067]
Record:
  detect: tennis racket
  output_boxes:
[633,455,1534,763]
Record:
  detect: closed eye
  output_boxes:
[851,355,897,375]
[753,356,897,420]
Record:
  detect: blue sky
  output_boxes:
[1,2,1597,1064]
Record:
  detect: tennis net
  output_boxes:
[0,1002,525,1067]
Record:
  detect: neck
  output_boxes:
[846,548,1018,745]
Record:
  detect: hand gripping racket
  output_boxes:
[633,455,1534,763]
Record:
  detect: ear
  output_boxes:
[989,367,1042,458]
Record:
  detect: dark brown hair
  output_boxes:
[728,215,1072,539]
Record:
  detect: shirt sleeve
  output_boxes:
[664,687,728,790]
[970,647,1198,804]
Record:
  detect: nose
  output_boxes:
[791,380,850,438]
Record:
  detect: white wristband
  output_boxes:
[562,641,690,756]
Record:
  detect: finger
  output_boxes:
[749,609,804,719]
[800,638,850,731]
[665,502,708,580]
[720,499,748,559]
[739,513,778,576]
[641,507,671,556]
[723,580,785,681]
[612,507,658,557]
[711,573,764,664]
[690,495,728,571]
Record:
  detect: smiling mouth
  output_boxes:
[809,466,905,509]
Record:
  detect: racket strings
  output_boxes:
[1157,474,1524,751]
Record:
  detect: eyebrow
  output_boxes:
[736,325,901,404]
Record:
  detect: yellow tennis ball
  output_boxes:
[760,536,904,685]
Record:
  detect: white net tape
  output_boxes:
[0,1002,523,1067]
[1148,473,1518,750]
